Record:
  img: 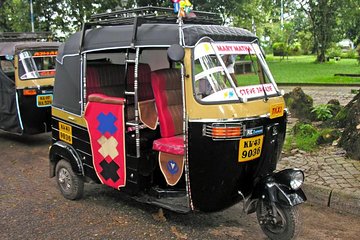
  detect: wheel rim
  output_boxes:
[265,206,287,234]
[259,202,287,234]
[58,168,72,192]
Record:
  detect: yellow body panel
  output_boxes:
[52,107,87,128]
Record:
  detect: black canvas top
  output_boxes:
[57,24,257,61]
[0,42,61,57]
[54,23,257,114]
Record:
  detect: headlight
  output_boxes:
[290,171,304,190]
[275,169,305,190]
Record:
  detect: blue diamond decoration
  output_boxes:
[97,112,117,135]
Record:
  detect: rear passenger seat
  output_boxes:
[86,62,154,127]
[86,63,152,100]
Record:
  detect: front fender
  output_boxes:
[49,141,84,178]
[245,169,307,214]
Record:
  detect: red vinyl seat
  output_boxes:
[151,68,184,155]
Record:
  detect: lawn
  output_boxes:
[266,55,360,85]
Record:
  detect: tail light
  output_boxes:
[23,89,37,96]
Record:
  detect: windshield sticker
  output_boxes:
[195,42,255,59]
[214,43,254,55]
[202,84,277,102]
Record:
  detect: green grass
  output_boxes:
[266,55,360,85]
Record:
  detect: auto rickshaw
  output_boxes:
[49,6,306,240]
[0,33,60,135]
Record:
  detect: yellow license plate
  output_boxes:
[59,122,72,144]
[37,94,53,107]
[238,135,264,162]
[270,103,284,119]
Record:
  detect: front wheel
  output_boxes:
[55,159,84,200]
[256,200,301,240]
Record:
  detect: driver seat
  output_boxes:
[151,68,184,186]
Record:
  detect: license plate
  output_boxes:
[37,94,53,107]
[59,122,72,144]
[238,135,264,162]
[270,103,284,119]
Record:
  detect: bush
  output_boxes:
[311,104,333,121]
[340,49,357,59]
[272,42,288,56]
[327,46,342,58]
[291,122,320,151]
[357,44,360,64]
[289,42,302,56]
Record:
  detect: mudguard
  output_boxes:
[245,170,307,214]
[49,141,84,177]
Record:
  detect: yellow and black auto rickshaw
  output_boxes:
[0,33,60,135]
[49,7,306,240]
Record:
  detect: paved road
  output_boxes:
[1,132,360,240]
[280,85,358,106]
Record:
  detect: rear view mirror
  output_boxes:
[5,55,14,61]
[167,44,185,62]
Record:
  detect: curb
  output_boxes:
[303,183,360,216]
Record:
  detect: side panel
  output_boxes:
[51,116,99,182]
[0,69,22,134]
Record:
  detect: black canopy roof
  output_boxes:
[57,24,257,61]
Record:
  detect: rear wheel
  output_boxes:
[55,160,84,200]
[256,200,301,240]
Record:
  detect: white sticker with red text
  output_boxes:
[202,84,277,102]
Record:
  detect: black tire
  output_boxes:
[55,159,84,200]
[256,200,301,240]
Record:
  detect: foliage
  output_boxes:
[357,44,360,64]
[327,45,342,58]
[272,42,288,56]
[289,42,302,56]
[311,104,333,121]
[289,122,320,152]
[1,0,31,32]
[0,0,358,48]
[298,0,340,63]
[297,31,313,55]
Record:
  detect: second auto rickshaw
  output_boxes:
[49,7,306,240]
[0,32,60,135]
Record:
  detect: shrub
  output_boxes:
[289,42,302,56]
[311,104,333,121]
[291,122,320,151]
[272,42,288,56]
[340,49,357,59]
[326,46,342,58]
[357,44,360,64]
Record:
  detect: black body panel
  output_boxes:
[188,116,286,212]
[17,87,53,134]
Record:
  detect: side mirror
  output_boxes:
[5,55,14,61]
[167,44,185,62]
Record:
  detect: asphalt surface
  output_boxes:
[1,132,360,239]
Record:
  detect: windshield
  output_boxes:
[193,42,279,103]
[18,49,57,80]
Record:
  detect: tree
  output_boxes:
[1,0,32,32]
[298,0,342,62]
[338,0,360,45]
